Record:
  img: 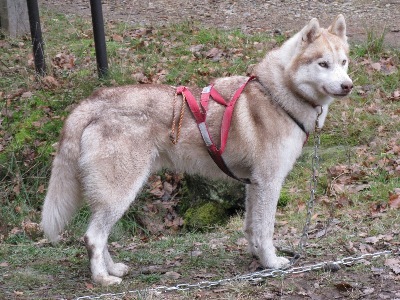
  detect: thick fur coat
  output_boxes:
[41,15,352,285]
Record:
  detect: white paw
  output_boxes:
[94,275,123,286]
[108,262,130,277]
[267,256,290,269]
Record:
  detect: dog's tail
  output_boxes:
[41,101,95,242]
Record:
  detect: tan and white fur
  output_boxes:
[41,15,352,286]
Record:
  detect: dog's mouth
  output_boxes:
[323,87,351,97]
[333,92,351,97]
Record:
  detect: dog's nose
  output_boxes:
[341,82,353,93]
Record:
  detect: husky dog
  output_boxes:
[41,15,352,285]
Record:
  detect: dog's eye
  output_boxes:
[342,59,347,65]
[318,61,329,68]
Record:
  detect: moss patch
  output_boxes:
[184,202,228,230]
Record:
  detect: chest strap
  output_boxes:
[176,76,255,184]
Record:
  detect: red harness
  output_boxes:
[176,76,255,184]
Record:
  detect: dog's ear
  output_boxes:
[328,14,347,40]
[302,18,320,44]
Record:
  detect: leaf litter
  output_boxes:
[1,11,400,300]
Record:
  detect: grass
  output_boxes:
[1,8,400,300]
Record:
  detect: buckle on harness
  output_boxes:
[198,122,213,147]
[202,85,212,94]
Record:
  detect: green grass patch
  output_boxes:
[0,9,399,299]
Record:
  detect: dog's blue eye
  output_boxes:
[318,62,329,68]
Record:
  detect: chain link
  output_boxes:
[75,250,396,300]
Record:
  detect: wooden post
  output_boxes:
[0,0,30,38]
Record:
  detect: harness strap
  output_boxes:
[176,86,205,123]
[201,76,255,154]
[176,77,255,184]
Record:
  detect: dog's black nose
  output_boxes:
[341,82,353,93]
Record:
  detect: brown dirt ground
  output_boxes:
[40,0,400,47]
[28,1,400,299]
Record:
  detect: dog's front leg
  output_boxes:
[244,180,290,269]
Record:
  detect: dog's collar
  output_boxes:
[252,76,309,137]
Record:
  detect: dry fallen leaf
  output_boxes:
[359,243,376,254]
[85,282,94,290]
[21,91,33,98]
[392,89,400,100]
[384,258,400,274]
[205,47,224,62]
[22,221,41,238]
[209,236,229,250]
[149,188,164,198]
[112,34,124,42]
[37,184,45,194]
[189,44,204,55]
[380,61,397,75]
[42,76,60,89]
[53,53,75,70]
[164,271,181,280]
[388,190,400,209]
[163,181,174,195]
[236,237,248,246]
[132,72,150,84]
[371,62,381,71]
[334,282,353,292]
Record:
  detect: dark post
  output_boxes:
[89,0,108,78]
[26,0,46,76]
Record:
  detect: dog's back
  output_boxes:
[41,15,352,286]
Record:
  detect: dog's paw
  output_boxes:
[108,262,130,277]
[93,275,123,286]
[266,256,290,269]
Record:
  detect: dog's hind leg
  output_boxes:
[79,121,155,286]
[82,157,151,285]
[83,196,140,286]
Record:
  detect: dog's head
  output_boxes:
[286,14,353,106]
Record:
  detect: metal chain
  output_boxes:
[292,106,323,263]
[75,250,396,300]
